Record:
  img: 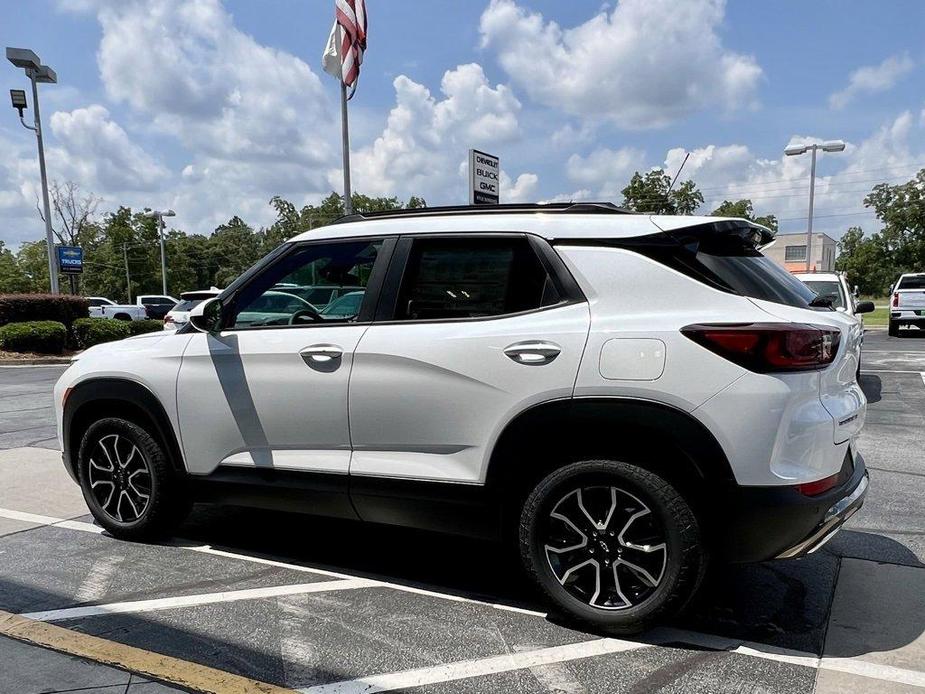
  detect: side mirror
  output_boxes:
[855,301,875,314]
[189,297,224,333]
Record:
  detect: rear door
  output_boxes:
[348,233,590,485]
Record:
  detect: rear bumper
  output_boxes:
[715,449,868,563]
[890,311,925,324]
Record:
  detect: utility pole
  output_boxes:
[143,209,175,296]
[123,243,131,303]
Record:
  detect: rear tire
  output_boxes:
[77,417,190,540]
[889,320,899,337]
[520,459,705,634]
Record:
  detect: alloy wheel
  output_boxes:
[543,485,667,610]
[87,433,152,523]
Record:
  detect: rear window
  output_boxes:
[898,275,925,290]
[173,299,205,312]
[593,224,819,309]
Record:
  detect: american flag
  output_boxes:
[322,0,368,98]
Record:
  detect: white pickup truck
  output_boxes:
[889,273,925,336]
[87,297,148,321]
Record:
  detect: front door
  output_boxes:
[176,237,389,477]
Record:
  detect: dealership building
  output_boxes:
[763,231,837,273]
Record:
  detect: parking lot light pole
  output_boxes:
[7,47,59,293]
[784,140,846,272]
[143,209,176,296]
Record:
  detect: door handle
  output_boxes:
[300,344,344,366]
[503,341,561,365]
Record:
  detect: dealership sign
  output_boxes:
[57,245,83,274]
[469,149,499,205]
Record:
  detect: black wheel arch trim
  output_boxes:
[63,378,186,480]
[486,396,736,490]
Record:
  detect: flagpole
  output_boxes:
[340,81,353,216]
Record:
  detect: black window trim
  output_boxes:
[373,232,586,325]
[217,235,397,332]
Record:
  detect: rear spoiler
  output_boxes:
[649,218,776,251]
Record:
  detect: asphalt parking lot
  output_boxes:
[0,329,923,693]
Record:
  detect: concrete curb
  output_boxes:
[0,356,75,366]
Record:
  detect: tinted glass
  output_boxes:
[173,299,205,312]
[395,237,561,320]
[231,240,381,328]
[898,276,925,290]
[697,250,817,307]
[803,280,845,309]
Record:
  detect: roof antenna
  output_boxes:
[667,151,691,194]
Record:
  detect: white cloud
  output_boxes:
[94,0,334,167]
[348,63,530,203]
[479,0,762,129]
[829,54,915,109]
[501,171,539,202]
[49,105,169,191]
[566,147,646,197]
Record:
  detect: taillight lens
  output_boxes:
[681,323,840,373]
[892,293,899,307]
[796,473,840,496]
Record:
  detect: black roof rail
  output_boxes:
[330,201,631,224]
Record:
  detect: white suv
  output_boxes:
[54,203,868,632]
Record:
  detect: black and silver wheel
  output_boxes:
[520,459,705,633]
[78,417,189,539]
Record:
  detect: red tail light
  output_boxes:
[681,323,840,373]
[796,473,839,496]
[892,293,899,307]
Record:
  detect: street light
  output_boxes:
[143,209,176,296]
[784,139,846,272]
[7,47,59,293]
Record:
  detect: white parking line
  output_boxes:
[4,505,925,691]
[297,637,649,693]
[22,578,374,622]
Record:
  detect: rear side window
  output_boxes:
[898,275,925,290]
[395,237,561,321]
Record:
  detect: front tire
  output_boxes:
[77,417,190,540]
[520,459,705,634]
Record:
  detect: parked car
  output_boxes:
[56,203,868,633]
[794,272,874,376]
[136,295,179,320]
[86,297,147,321]
[889,272,925,337]
[319,290,364,319]
[234,290,319,327]
[273,284,364,309]
[163,289,223,332]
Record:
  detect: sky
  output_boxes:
[2,0,924,249]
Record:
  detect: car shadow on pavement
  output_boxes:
[175,504,925,660]
[859,374,882,403]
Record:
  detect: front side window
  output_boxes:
[394,237,561,321]
[230,240,382,328]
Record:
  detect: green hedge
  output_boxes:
[128,319,164,336]
[0,294,89,328]
[70,317,131,350]
[0,321,68,354]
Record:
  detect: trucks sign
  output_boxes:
[57,245,83,274]
[469,149,499,205]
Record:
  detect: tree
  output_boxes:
[621,170,703,215]
[711,199,778,231]
[36,181,104,295]
[835,226,896,296]
[0,241,32,293]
